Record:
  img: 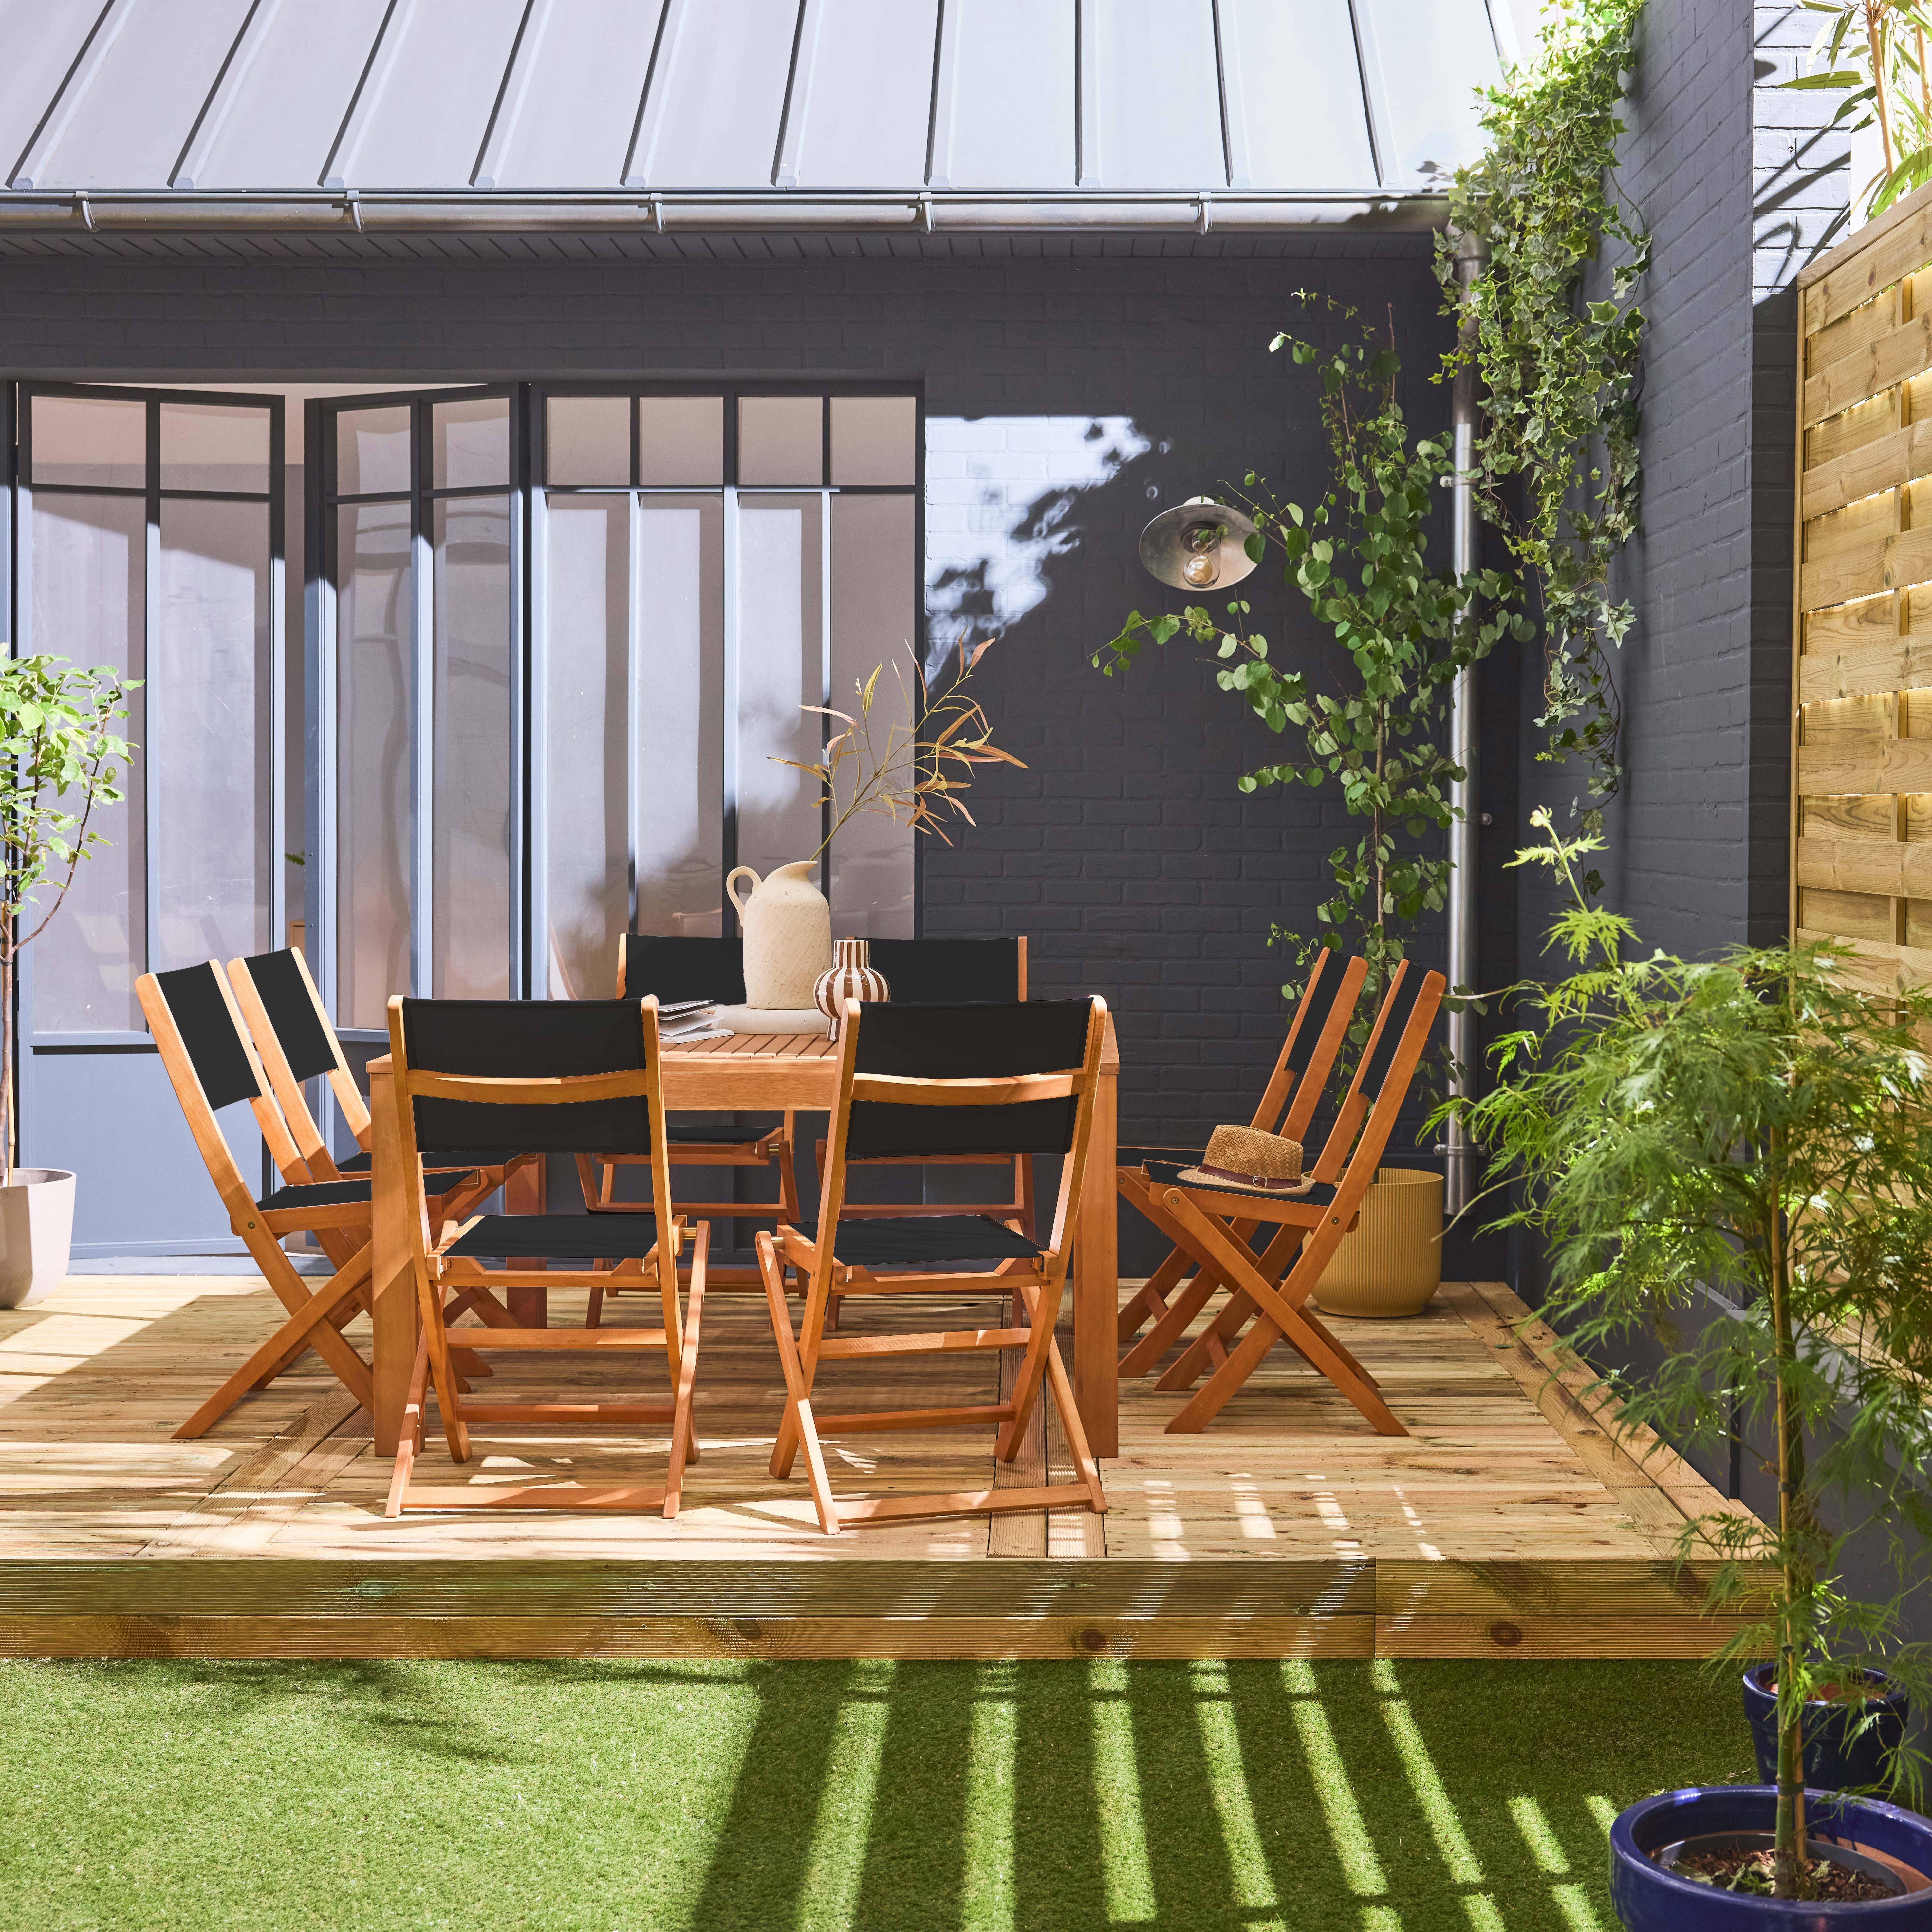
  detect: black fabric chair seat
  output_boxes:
[444,1215,673,1261]
[257,1178,373,1213]
[790,1213,1043,1269]
[331,1147,526,1174]
[1142,1161,1339,1213]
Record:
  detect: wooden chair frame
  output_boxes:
[384,995,707,1520]
[759,995,1110,1536]
[1115,961,1445,1437]
[1114,948,1369,1377]
[138,964,497,1440]
[573,933,800,1249]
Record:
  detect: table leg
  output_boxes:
[369,1059,416,1457]
[506,1155,548,1328]
[1073,1037,1119,1458]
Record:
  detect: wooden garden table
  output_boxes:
[365,1015,1120,1458]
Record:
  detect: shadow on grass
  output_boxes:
[2,1655,1755,1932]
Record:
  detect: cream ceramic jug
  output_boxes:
[726,860,833,1009]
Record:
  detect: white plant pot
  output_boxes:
[0,1168,77,1310]
[726,860,833,1009]
[1310,1166,1443,1319]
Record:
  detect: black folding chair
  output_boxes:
[759,996,1109,1535]
[383,996,708,1519]
[138,963,498,1439]
[574,935,799,1245]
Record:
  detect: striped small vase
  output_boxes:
[813,938,890,1042]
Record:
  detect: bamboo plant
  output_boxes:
[1438,812,1932,1900]
[1789,1,1932,218]
[0,655,135,1186]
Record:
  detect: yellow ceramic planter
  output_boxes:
[1310,1166,1444,1318]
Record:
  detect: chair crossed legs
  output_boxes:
[758,996,1110,1535]
[1116,960,1445,1436]
[1114,947,1367,1378]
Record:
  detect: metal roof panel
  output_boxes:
[17,0,256,192]
[1222,0,1378,192]
[488,0,666,189]
[1358,0,1504,185]
[0,0,111,190]
[637,0,800,189]
[938,0,1076,190]
[792,0,939,189]
[1090,0,1227,192]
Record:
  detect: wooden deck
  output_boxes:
[0,1274,1756,1660]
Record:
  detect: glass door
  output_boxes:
[14,384,284,1254]
[310,389,522,1038]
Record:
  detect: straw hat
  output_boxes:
[1175,1125,1314,1196]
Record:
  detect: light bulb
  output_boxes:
[1181,548,1220,588]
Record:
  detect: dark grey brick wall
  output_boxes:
[0,246,1465,1266]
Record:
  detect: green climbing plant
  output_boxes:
[1095,299,1526,1061]
[1438,0,1648,891]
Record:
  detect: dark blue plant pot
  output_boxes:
[1744,1666,1910,1793]
[1611,1787,1932,1929]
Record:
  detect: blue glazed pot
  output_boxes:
[1743,1667,1910,1793]
[1611,1787,1932,1929]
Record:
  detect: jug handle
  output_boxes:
[725,866,761,920]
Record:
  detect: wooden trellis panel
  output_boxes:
[1795,185,1932,994]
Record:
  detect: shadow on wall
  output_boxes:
[924,415,1153,675]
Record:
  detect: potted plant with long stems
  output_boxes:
[728,643,1022,1021]
[0,655,134,1308]
[1439,811,1932,1920]
[1096,298,1527,1315]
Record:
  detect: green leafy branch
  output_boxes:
[1096,297,1528,1066]
[1789,2,1932,218]
[1437,0,1647,885]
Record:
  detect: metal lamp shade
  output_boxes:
[1137,496,1259,592]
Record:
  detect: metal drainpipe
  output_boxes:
[1445,229,1484,1219]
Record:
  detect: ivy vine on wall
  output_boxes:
[1439,0,1648,888]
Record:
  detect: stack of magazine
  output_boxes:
[657,997,730,1044]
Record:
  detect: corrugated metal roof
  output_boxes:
[0,0,1510,236]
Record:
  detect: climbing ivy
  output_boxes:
[1438,0,1648,888]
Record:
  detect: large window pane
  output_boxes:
[635,496,724,936]
[28,494,145,1032]
[828,494,916,937]
[336,405,411,497]
[433,396,510,491]
[337,501,412,1029]
[543,495,630,995]
[736,494,824,891]
[31,394,145,489]
[738,397,823,486]
[639,397,723,486]
[160,403,271,494]
[154,498,271,971]
[547,396,629,487]
[432,496,513,999]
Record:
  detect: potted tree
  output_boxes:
[0,654,134,1307]
[1442,812,1932,1919]
[1096,299,1526,1313]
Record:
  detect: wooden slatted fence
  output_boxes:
[1795,184,1932,991]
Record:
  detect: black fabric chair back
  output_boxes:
[237,949,338,1081]
[1283,950,1349,1084]
[400,999,654,1156]
[622,936,746,1004]
[845,1000,1092,1160]
[153,963,261,1111]
[865,939,1022,1004]
[1360,964,1429,1103]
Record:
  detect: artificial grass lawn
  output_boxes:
[0,1656,1751,1932]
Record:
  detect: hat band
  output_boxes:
[1198,1161,1302,1192]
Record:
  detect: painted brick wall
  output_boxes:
[0,246,1466,1266]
